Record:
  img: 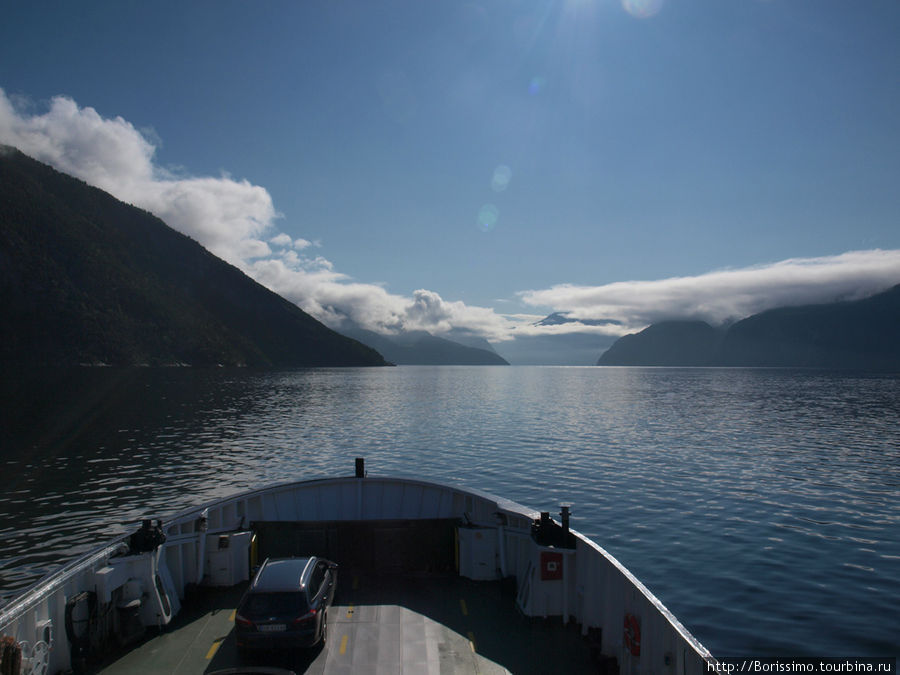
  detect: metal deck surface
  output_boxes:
[93,571,598,674]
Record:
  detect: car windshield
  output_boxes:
[242,592,308,618]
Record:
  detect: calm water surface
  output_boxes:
[1,366,898,657]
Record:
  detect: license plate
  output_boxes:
[259,624,286,632]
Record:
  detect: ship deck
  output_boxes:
[92,570,600,674]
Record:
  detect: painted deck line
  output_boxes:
[93,571,598,674]
[205,639,222,660]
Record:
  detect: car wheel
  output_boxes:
[320,610,328,644]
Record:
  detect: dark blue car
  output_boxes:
[235,557,338,652]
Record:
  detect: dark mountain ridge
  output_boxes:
[596,320,724,366]
[0,146,387,367]
[339,325,509,365]
[597,285,900,370]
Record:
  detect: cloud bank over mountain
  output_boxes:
[3,88,899,344]
[0,91,276,266]
[0,89,515,339]
[519,250,900,330]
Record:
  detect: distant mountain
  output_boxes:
[0,146,388,367]
[488,313,619,365]
[343,318,613,366]
[597,285,900,370]
[339,326,509,365]
[535,312,620,328]
[596,321,724,366]
[443,331,502,356]
[718,285,900,369]
[494,332,618,366]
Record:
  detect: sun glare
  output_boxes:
[621,0,664,19]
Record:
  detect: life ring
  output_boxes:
[623,613,641,657]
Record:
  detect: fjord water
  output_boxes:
[2,366,898,656]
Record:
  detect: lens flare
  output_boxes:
[477,204,499,232]
[528,76,546,96]
[622,0,663,19]
[491,165,512,192]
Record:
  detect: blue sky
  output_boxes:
[2,0,899,344]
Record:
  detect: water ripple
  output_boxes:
[1,366,898,656]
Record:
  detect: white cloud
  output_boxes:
[270,233,312,250]
[0,89,277,267]
[4,88,898,346]
[270,233,293,247]
[248,256,520,341]
[0,93,155,191]
[0,88,526,341]
[520,249,900,332]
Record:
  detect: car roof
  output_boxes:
[251,557,314,592]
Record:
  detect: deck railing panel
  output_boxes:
[1,475,715,675]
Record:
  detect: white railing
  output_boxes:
[1,474,715,675]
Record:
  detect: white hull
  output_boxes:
[0,468,715,675]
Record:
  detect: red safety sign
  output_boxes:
[540,551,563,581]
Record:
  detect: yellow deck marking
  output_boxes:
[346,603,355,618]
[459,598,468,616]
[228,609,236,621]
[205,639,223,660]
[339,634,349,655]
[467,631,477,652]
